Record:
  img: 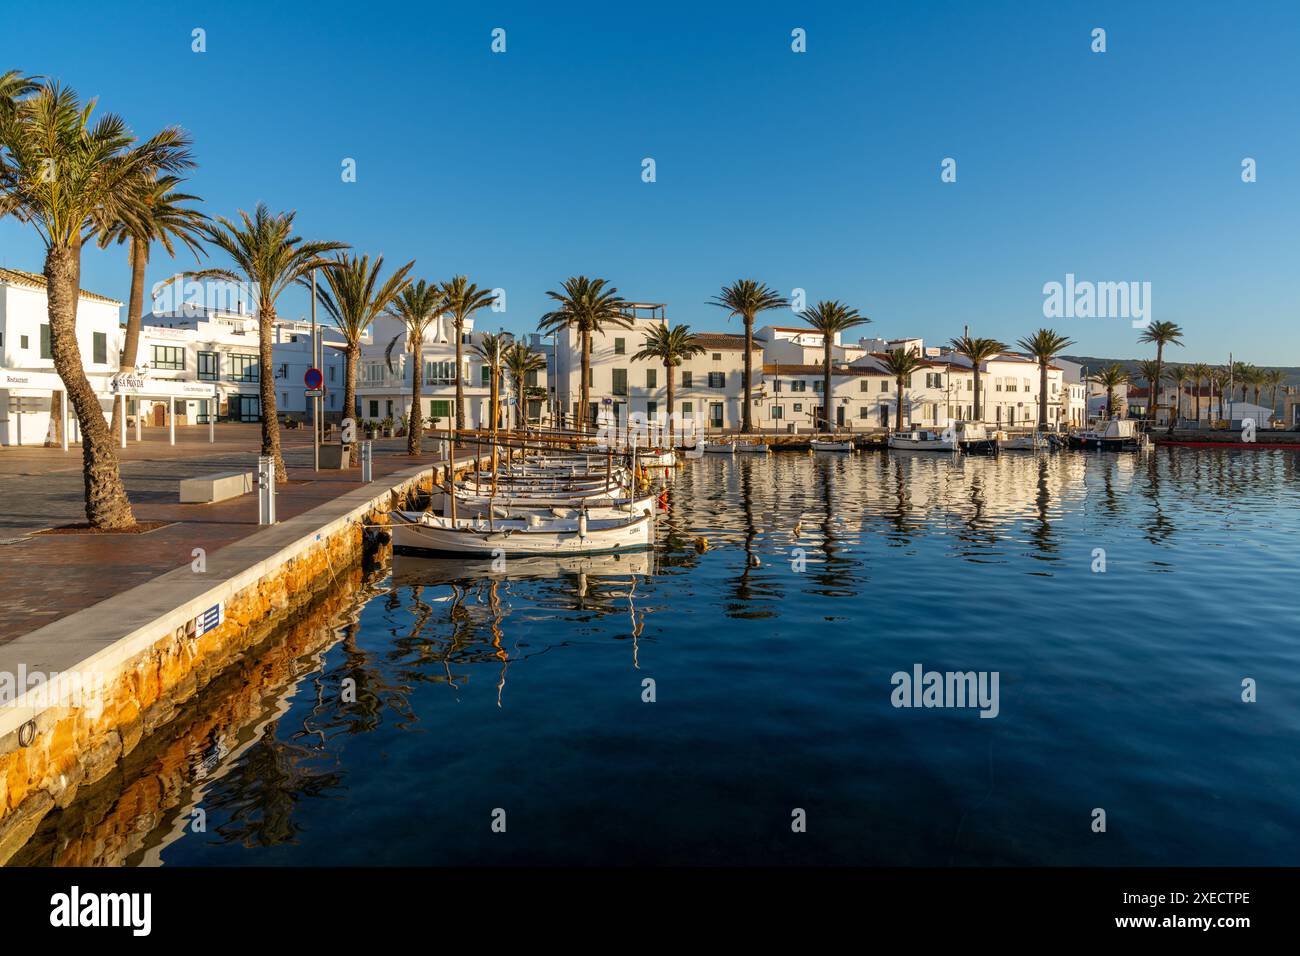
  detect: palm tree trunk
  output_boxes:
[515,379,525,431]
[45,243,136,528]
[1152,345,1164,425]
[580,328,592,432]
[408,347,423,455]
[454,319,465,439]
[822,342,833,431]
[742,314,754,433]
[343,341,360,466]
[1038,359,1049,428]
[665,361,675,446]
[973,368,983,420]
[1106,386,1115,419]
[895,376,904,431]
[258,305,286,481]
[110,238,148,439]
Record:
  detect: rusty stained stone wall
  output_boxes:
[8,567,368,867]
[0,469,430,865]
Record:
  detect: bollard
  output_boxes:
[257,455,276,525]
[361,440,373,482]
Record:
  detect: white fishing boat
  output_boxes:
[888,429,957,452]
[1067,418,1141,450]
[733,441,770,455]
[391,509,654,557]
[954,421,998,454]
[682,439,705,460]
[809,437,854,453]
[998,431,1046,451]
[433,491,658,520]
[704,440,736,455]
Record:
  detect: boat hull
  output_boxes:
[391,510,653,557]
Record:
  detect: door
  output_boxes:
[709,402,724,429]
[152,402,166,426]
[836,405,845,427]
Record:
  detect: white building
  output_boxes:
[549,303,755,432]
[1,268,124,446]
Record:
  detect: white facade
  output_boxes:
[0,269,123,446]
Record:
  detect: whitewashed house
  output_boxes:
[0,268,123,446]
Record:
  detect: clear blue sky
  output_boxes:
[1,0,1296,364]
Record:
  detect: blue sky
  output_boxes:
[1,0,1296,363]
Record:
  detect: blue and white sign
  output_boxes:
[194,602,223,637]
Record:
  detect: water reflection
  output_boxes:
[12,447,1300,866]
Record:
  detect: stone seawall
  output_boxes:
[0,456,474,864]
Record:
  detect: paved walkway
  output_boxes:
[0,425,455,644]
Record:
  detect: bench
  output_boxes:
[179,471,255,504]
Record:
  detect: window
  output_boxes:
[429,399,450,420]
[708,371,725,388]
[40,324,51,359]
[612,368,628,396]
[228,353,258,381]
[791,380,807,392]
[681,401,693,415]
[860,380,870,392]
[712,353,722,361]
[926,372,942,388]
[481,365,490,386]
[880,380,889,392]
[771,405,784,420]
[793,403,803,413]
[647,400,658,417]
[369,400,380,417]
[152,345,185,370]
[646,368,657,388]
[681,371,693,388]
[525,369,539,387]
[92,332,107,365]
[20,335,29,350]
[198,351,219,381]
[329,366,336,382]
[813,380,823,393]
[425,360,456,385]
[859,406,871,418]
[614,338,625,355]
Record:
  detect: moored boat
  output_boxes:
[1067,418,1141,450]
[391,508,654,557]
[810,437,854,453]
[888,429,956,452]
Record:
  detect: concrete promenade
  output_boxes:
[0,424,456,644]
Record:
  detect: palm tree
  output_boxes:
[440,276,497,435]
[1163,364,1187,429]
[384,280,446,455]
[632,323,707,446]
[0,81,193,527]
[1210,367,1229,422]
[708,280,789,432]
[1186,362,1211,422]
[948,335,1007,422]
[472,332,510,433]
[1016,328,1075,429]
[305,253,414,464]
[1090,364,1130,420]
[797,300,870,431]
[504,341,547,430]
[537,276,631,431]
[1137,320,1183,424]
[879,347,925,431]
[1231,361,1253,404]
[1264,368,1286,419]
[99,173,207,438]
[1249,366,1265,407]
[1136,359,1162,420]
[193,205,347,480]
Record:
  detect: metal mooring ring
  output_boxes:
[18,719,36,748]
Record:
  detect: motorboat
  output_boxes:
[953,421,998,454]
[810,437,854,452]
[888,429,956,452]
[733,441,770,455]
[1067,418,1142,450]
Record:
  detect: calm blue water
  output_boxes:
[28,448,1300,866]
